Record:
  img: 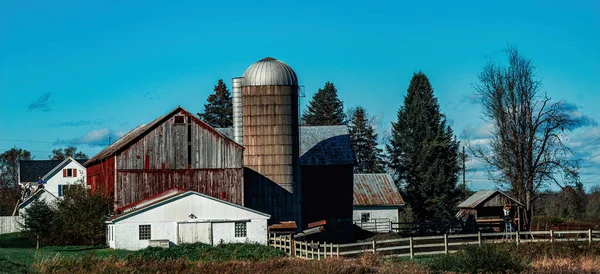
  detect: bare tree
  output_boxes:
[468,47,579,230]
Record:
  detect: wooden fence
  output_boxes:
[0,216,20,235]
[269,230,600,260]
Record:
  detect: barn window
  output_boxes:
[361,213,370,223]
[174,115,185,124]
[139,225,151,240]
[235,222,247,237]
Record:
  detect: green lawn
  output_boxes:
[0,233,132,267]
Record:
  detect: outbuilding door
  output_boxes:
[177,223,212,245]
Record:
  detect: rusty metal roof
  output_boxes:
[353,173,404,206]
[457,190,523,208]
[85,106,242,167]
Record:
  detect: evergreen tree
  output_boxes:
[198,79,233,128]
[348,106,385,173]
[302,82,346,125]
[387,72,460,222]
[20,199,55,245]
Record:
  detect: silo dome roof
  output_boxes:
[242,57,298,86]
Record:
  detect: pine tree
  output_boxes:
[198,79,233,128]
[387,72,460,222]
[302,82,346,125]
[349,107,385,173]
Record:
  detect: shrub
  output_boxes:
[132,242,286,262]
[20,198,55,246]
[51,185,111,246]
[427,244,524,273]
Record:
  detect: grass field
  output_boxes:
[3,232,600,273]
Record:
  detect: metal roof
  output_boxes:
[457,190,523,208]
[242,57,298,86]
[85,106,242,167]
[353,173,405,206]
[19,158,87,183]
[215,126,355,166]
[107,190,270,223]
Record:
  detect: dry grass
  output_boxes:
[527,256,600,274]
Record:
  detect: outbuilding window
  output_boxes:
[139,225,151,240]
[235,222,246,237]
[361,213,370,223]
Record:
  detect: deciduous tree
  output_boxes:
[49,146,88,160]
[469,47,579,229]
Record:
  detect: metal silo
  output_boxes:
[232,77,243,145]
[240,57,301,226]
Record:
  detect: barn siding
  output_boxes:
[87,157,115,199]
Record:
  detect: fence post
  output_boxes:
[478,232,482,246]
[318,242,321,260]
[444,234,448,254]
[311,240,315,259]
[589,229,592,246]
[323,241,327,259]
[409,237,414,259]
[372,240,376,254]
[516,231,520,246]
[336,244,340,258]
[550,230,554,243]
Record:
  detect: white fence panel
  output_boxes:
[0,216,20,234]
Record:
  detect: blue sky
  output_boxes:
[1,0,598,190]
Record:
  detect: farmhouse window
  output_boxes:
[361,213,370,223]
[139,225,151,240]
[58,185,71,197]
[62,168,77,178]
[235,222,247,237]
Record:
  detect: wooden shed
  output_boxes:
[85,106,244,211]
[456,190,524,232]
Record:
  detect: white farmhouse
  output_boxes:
[353,173,405,233]
[19,157,87,198]
[106,190,270,251]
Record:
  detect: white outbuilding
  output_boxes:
[353,173,405,233]
[105,190,270,250]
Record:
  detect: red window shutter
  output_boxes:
[63,169,67,177]
[73,169,77,177]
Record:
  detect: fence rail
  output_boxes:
[269,229,600,260]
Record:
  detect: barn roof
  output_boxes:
[19,158,87,183]
[457,190,523,208]
[85,106,242,167]
[353,173,405,206]
[107,190,270,222]
[215,126,355,166]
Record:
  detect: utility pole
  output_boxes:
[462,146,466,191]
[108,136,112,146]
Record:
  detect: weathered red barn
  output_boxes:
[84,106,244,210]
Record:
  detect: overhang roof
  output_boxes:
[19,188,58,209]
[85,106,242,167]
[107,190,270,223]
[353,173,405,206]
[457,190,524,208]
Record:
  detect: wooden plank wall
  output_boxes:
[117,110,242,170]
[117,169,243,207]
[87,157,116,199]
[113,110,244,208]
[0,216,20,235]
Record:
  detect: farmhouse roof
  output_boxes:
[353,173,405,206]
[85,106,242,167]
[19,158,87,183]
[215,126,355,166]
[457,190,524,208]
[107,190,270,223]
[19,188,58,209]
